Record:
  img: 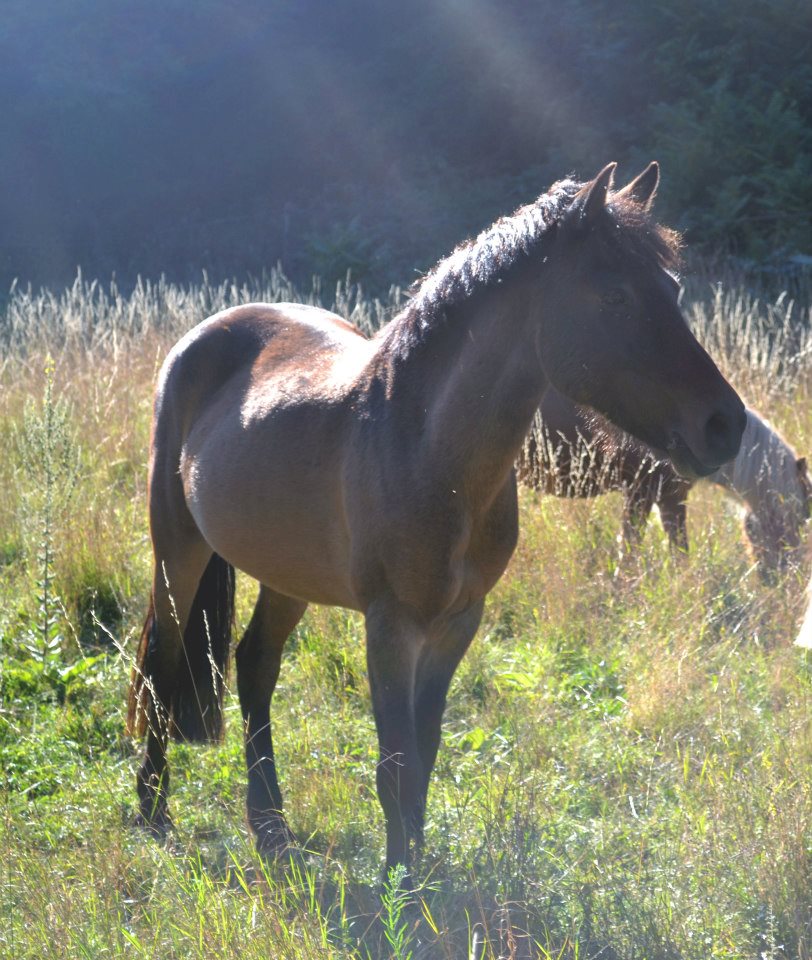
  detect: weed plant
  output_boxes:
[0,270,810,958]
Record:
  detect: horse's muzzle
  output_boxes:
[666,433,718,480]
[667,401,746,479]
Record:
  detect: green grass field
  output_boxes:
[1,272,811,959]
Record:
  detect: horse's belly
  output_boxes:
[236,542,358,609]
[190,488,358,607]
[181,426,359,609]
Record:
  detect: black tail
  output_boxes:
[126,553,235,743]
[172,553,235,742]
[126,599,156,740]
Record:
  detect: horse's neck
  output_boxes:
[711,412,792,509]
[379,289,548,498]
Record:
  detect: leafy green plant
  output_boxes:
[379,864,416,960]
[11,357,83,697]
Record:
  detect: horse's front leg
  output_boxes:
[412,600,484,848]
[364,596,426,880]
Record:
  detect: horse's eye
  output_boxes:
[601,288,627,307]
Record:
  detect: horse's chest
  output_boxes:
[463,487,520,596]
[360,483,519,619]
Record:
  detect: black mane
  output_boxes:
[381,174,681,357]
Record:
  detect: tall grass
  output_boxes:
[0,269,811,958]
[689,283,812,408]
[0,267,401,358]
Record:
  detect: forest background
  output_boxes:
[2,0,811,296]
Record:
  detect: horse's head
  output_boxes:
[745,455,812,577]
[536,162,745,479]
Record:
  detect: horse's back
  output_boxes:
[158,302,367,400]
[526,387,685,500]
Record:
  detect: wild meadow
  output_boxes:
[1,270,811,959]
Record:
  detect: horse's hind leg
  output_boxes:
[413,600,484,847]
[236,585,307,856]
[135,542,213,833]
[132,454,214,834]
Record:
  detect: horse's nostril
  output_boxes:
[704,412,729,445]
[703,405,746,463]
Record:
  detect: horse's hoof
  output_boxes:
[253,818,305,870]
[255,829,299,859]
[133,808,174,840]
[257,839,309,880]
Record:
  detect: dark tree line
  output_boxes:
[1,0,810,293]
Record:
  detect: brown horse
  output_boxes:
[127,163,745,880]
[518,389,810,574]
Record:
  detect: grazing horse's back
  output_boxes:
[520,388,809,571]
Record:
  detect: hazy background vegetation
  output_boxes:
[2,0,811,294]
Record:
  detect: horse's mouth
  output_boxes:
[664,433,718,480]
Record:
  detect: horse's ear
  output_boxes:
[579,162,617,225]
[614,161,660,210]
[797,456,807,474]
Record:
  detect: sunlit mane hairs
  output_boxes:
[381,176,682,357]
